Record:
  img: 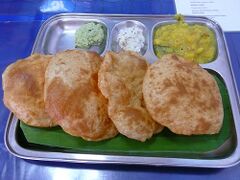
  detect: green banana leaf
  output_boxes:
[19,74,234,158]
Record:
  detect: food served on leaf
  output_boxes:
[2,49,224,142]
[98,51,163,142]
[153,16,217,63]
[44,50,118,141]
[143,54,223,135]
[2,54,56,127]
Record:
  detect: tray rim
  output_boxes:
[5,13,240,168]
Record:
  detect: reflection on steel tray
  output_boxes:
[4,13,240,168]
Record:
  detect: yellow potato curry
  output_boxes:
[153,18,217,63]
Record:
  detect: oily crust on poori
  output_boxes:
[2,54,56,127]
[98,51,163,142]
[143,54,223,135]
[44,50,118,141]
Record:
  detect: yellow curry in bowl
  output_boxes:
[153,16,217,64]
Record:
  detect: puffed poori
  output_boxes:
[44,50,118,141]
[143,54,223,135]
[2,54,56,127]
[98,51,163,142]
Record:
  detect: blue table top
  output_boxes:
[1,1,240,179]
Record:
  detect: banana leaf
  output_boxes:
[19,74,234,158]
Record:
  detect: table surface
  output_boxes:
[1,1,240,179]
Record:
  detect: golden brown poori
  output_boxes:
[2,54,56,127]
[44,50,118,141]
[98,51,163,142]
[143,54,223,135]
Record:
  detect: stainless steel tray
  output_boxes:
[4,13,240,168]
